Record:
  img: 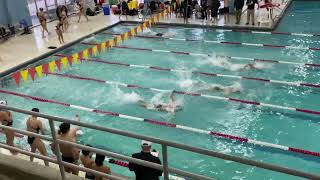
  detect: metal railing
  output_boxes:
[0,104,320,180]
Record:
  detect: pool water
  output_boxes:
[1,1,320,179]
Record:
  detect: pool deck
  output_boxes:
[0,0,291,78]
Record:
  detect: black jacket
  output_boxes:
[129,151,162,180]
[234,0,245,10]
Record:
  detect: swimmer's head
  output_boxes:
[0,100,7,106]
[0,100,7,111]
[82,145,93,157]
[32,108,39,112]
[31,108,40,117]
[58,123,70,135]
[156,33,163,37]
[95,154,105,166]
[155,104,163,109]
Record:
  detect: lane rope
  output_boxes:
[55,52,320,90]
[121,23,320,37]
[101,32,320,51]
[48,72,320,117]
[0,89,319,158]
[102,33,320,68]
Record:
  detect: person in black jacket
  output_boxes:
[234,0,244,24]
[200,0,207,20]
[129,141,162,180]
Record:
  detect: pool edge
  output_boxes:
[0,21,122,81]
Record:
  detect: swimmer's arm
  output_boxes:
[70,127,81,138]
[7,112,12,121]
[39,120,45,135]
[104,166,112,175]
[169,92,175,104]
[137,100,149,108]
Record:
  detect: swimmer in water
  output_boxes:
[239,63,262,71]
[155,32,174,38]
[155,33,163,37]
[197,83,242,95]
[217,60,263,71]
[138,92,183,113]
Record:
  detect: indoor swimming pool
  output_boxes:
[1,1,320,179]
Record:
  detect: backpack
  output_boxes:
[86,8,95,16]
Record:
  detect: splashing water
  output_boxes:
[114,87,142,104]
[97,86,142,106]
[178,79,196,89]
[199,54,273,71]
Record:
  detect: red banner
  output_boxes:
[28,68,36,81]
[88,48,93,57]
[55,59,61,71]
[97,44,102,53]
[78,51,83,63]
[43,64,49,75]
[12,72,20,86]
[67,56,73,66]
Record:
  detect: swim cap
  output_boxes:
[141,140,152,146]
[0,100,7,106]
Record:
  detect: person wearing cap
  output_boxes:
[129,140,163,180]
[0,100,16,155]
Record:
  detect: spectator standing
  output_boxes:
[211,0,220,22]
[222,0,230,23]
[246,0,258,25]
[234,0,245,24]
[55,21,64,44]
[206,0,213,21]
[77,0,89,22]
[26,108,49,166]
[56,122,80,174]
[200,0,208,20]
[0,100,16,155]
[129,140,163,180]
[36,8,49,38]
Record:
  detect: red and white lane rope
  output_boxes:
[0,89,319,158]
[121,24,320,37]
[49,72,320,117]
[102,33,320,68]
[55,52,320,90]
[102,32,320,51]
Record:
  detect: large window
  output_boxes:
[27,0,74,26]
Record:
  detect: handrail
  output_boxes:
[0,104,320,180]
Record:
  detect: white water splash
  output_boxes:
[199,54,273,71]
